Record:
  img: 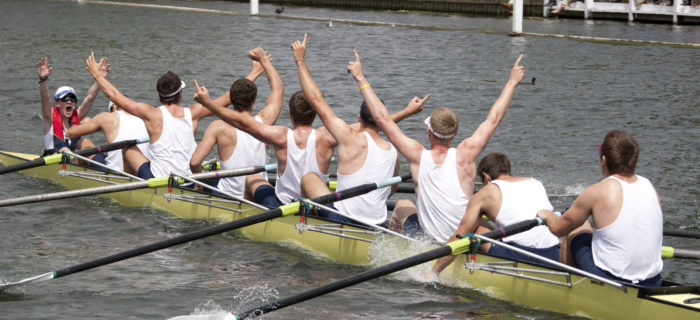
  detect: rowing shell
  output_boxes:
[0,151,383,265]
[1,150,698,319]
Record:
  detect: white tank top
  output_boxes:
[592,175,663,283]
[217,116,269,198]
[105,110,151,172]
[491,178,559,248]
[148,106,196,178]
[416,148,469,243]
[334,132,397,225]
[275,129,328,204]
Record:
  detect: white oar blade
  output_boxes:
[0,272,54,290]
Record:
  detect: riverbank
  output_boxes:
[238,0,700,24]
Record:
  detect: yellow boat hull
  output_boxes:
[1,150,697,319]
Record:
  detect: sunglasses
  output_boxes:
[59,96,77,103]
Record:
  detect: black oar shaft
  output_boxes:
[0,138,145,175]
[239,246,453,319]
[664,228,700,239]
[237,217,540,319]
[14,174,409,286]
[55,209,284,278]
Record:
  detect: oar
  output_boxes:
[232,218,543,319]
[0,164,277,207]
[0,138,149,175]
[662,246,700,259]
[0,174,410,291]
[664,228,700,239]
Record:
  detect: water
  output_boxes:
[0,0,698,319]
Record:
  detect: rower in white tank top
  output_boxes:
[491,178,560,248]
[592,175,663,283]
[217,116,269,198]
[275,129,328,204]
[334,132,397,225]
[149,106,196,178]
[416,148,469,243]
[105,110,151,172]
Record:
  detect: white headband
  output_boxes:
[424,116,456,140]
[160,81,186,98]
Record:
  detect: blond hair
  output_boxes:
[429,107,458,140]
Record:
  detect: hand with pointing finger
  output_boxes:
[508,54,525,86]
[192,80,212,107]
[347,49,364,81]
[291,33,307,62]
[406,94,431,115]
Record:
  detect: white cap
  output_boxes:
[54,86,78,101]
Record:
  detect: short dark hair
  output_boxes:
[359,100,381,128]
[477,152,511,183]
[600,130,639,176]
[229,78,257,112]
[156,71,182,104]
[289,91,316,125]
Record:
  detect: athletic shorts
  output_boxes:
[137,162,155,179]
[253,184,283,209]
[488,242,560,266]
[403,213,429,240]
[571,233,662,287]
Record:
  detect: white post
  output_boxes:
[628,0,635,22]
[673,0,679,24]
[513,0,523,34]
[585,0,594,19]
[250,0,259,15]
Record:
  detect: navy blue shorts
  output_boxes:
[403,213,429,239]
[571,233,662,287]
[488,242,560,266]
[253,184,283,209]
[137,162,155,179]
[87,153,108,170]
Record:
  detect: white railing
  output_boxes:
[545,0,700,23]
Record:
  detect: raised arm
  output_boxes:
[246,60,264,82]
[37,57,53,135]
[193,80,286,148]
[249,47,284,126]
[85,52,155,121]
[77,59,110,120]
[347,49,425,165]
[457,55,524,160]
[292,33,354,144]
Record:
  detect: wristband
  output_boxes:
[38,78,48,83]
[360,83,370,90]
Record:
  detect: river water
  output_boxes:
[0,0,697,319]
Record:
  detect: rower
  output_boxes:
[65,98,150,174]
[430,152,560,275]
[189,47,283,197]
[37,57,109,166]
[352,49,526,243]
[538,130,663,287]
[85,52,230,179]
[292,33,425,226]
[194,79,420,210]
